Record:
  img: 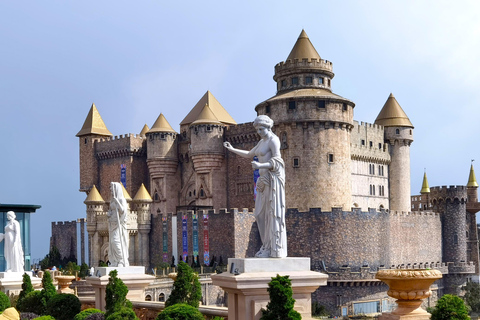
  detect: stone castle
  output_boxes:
[75,30,480,316]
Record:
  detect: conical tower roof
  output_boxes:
[180,91,236,126]
[121,184,132,201]
[148,114,176,133]
[420,172,430,194]
[191,104,222,126]
[286,29,321,62]
[139,124,150,136]
[133,183,153,201]
[76,103,113,137]
[374,93,413,128]
[467,163,479,188]
[84,185,105,203]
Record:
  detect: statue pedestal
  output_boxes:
[0,272,41,295]
[211,258,328,320]
[86,267,155,311]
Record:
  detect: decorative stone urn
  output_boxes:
[55,275,75,294]
[376,269,442,320]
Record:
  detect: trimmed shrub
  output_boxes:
[73,308,104,320]
[20,312,39,320]
[105,270,132,318]
[105,307,138,320]
[46,293,81,320]
[33,316,55,320]
[464,281,480,313]
[156,304,204,320]
[165,262,202,308]
[84,313,105,320]
[18,273,34,307]
[41,271,56,307]
[260,275,301,320]
[430,294,470,320]
[0,291,11,312]
[17,291,44,314]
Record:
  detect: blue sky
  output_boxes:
[2,1,480,261]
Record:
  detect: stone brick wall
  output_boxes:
[50,220,77,262]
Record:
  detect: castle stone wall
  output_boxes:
[50,221,77,262]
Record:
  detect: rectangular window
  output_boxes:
[206,125,212,132]
[293,158,299,167]
[327,79,331,86]
[319,77,324,84]
[343,103,348,111]
[369,141,373,147]
[379,143,382,149]
[361,139,365,146]
[288,101,296,110]
[318,100,325,109]
[281,80,286,87]
[328,153,334,163]
[305,76,313,84]
[265,105,270,113]
[292,77,298,85]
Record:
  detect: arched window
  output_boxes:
[395,129,400,135]
[145,295,152,301]
[159,293,165,302]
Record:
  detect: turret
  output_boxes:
[375,93,414,213]
[145,113,179,215]
[255,30,354,211]
[132,183,152,267]
[465,162,480,274]
[76,104,113,192]
[84,185,105,266]
[467,162,479,204]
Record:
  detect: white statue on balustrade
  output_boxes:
[0,211,24,272]
[107,182,130,267]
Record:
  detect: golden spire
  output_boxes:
[420,171,430,194]
[76,103,113,137]
[139,124,149,137]
[148,113,176,133]
[133,183,152,201]
[191,104,222,126]
[180,91,236,126]
[286,29,321,62]
[121,184,132,201]
[467,162,479,188]
[84,185,105,203]
[374,93,414,128]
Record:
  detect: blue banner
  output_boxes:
[162,217,168,262]
[182,215,188,262]
[192,214,198,262]
[120,164,127,188]
[253,156,260,200]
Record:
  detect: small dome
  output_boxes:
[375,93,413,128]
[84,185,105,203]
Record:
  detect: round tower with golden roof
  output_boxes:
[375,93,414,213]
[84,185,105,266]
[146,113,179,215]
[132,183,152,267]
[255,30,354,211]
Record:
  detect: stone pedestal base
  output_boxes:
[211,258,328,320]
[86,267,155,311]
[0,272,41,295]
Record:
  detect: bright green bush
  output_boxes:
[18,273,34,307]
[0,291,11,312]
[105,270,132,318]
[46,293,81,320]
[73,308,104,320]
[33,316,55,320]
[156,304,204,320]
[430,294,470,320]
[260,274,301,320]
[165,262,201,308]
[17,291,44,314]
[105,307,138,320]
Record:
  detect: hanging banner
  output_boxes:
[253,156,260,201]
[192,214,199,263]
[162,217,168,263]
[203,214,210,266]
[120,164,127,188]
[182,215,188,262]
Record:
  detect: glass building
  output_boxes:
[0,204,41,272]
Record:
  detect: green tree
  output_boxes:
[0,291,10,312]
[105,307,138,320]
[73,308,104,320]
[46,293,81,320]
[464,282,480,313]
[79,263,90,278]
[165,261,202,308]
[260,275,301,320]
[18,273,35,307]
[105,270,132,318]
[430,294,470,320]
[39,271,57,314]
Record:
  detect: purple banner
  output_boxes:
[203,214,209,266]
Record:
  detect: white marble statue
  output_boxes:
[224,115,287,258]
[107,182,129,267]
[0,211,24,272]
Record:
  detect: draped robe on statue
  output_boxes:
[254,157,287,258]
[4,218,24,272]
[107,182,129,267]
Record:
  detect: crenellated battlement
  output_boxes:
[429,185,468,201]
[274,58,333,74]
[52,220,76,227]
[350,144,390,164]
[94,133,146,159]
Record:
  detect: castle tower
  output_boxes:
[466,163,480,273]
[132,183,152,267]
[375,93,414,213]
[84,185,105,267]
[255,30,354,211]
[419,171,430,210]
[146,113,179,216]
[189,102,228,208]
[76,104,113,192]
[139,124,149,138]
